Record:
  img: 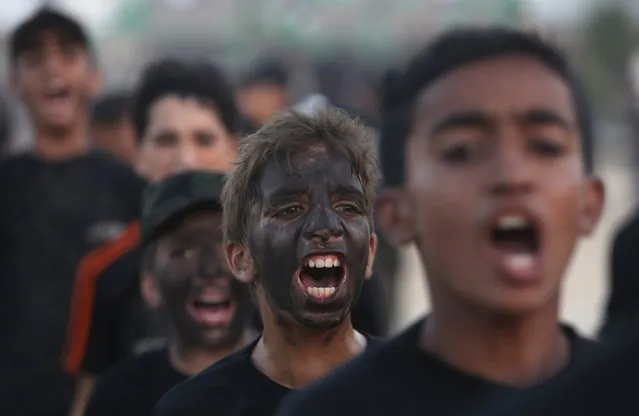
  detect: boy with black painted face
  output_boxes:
[276,27,606,416]
[153,108,380,415]
[83,171,254,416]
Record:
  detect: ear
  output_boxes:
[376,188,414,246]
[10,69,25,102]
[85,67,102,98]
[140,273,162,309]
[226,242,255,283]
[365,232,378,279]
[578,177,605,236]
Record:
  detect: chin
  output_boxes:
[294,309,349,331]
[200,328,242,348]
[466,291,557,317]
[42,118,76,132]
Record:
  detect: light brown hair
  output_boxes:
[222,108,379,244]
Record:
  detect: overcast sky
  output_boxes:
[0,0,603,31]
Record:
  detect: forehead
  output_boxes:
[147,96,225,132]
[258,145,363,198]
[414,55,576,125]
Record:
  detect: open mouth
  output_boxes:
[490,214,540,280]
[44,84,72,102]
[297,253,346,301]
[186,289,235,327]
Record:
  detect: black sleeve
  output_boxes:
[351,271,389,337]
[116,163,147,217]
[599,214,639,344]
[84,372,125,416]
[81,251,143,374]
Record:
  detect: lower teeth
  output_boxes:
[306,286,336,298]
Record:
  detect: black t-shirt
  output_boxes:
[0,151,145,415]
[599,210,639,344]
[276,319,604,416]
[153,333,380,416]
[478,334,639,416]
[80,246,170,374]
[85,348,186,416]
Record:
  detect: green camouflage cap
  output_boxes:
[141,170,226,247]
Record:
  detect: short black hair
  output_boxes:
[380,27,594,187]
[9,7,92,64]
[91,91,132,126]
[239,59,288,88]
[132,59,238,142]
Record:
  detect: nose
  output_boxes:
[43,52,63,74]
[488,140,535,197]
[175,144,200,171]
[197,252,226,281]
[303,205,344,242]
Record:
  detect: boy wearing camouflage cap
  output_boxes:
[84,171,255,416]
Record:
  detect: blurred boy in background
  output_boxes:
[0,7,144,415]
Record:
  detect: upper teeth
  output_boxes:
[497,215,529,231]
[305,255,341,268]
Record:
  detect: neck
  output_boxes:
[33,121,88,161]
[169,331,254,376]
[253,312,366,389]
[422,293,568,387]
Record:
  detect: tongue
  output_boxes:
[299,271,338,288]
[493,238,538,280]
[497,251,537,281]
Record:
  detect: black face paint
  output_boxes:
[154,212,252,348]
[247,147,373,330]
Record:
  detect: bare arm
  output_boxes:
[68,373,96,416]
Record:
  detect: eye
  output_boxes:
[153,133,178,148]
[334,203,361,215]
[195,133,216,147]
[440,142,479,164]
[170,246,197,260]
[61,45,79,61]
[275,205,304,219]
[22,51,41,67]
[528,138,565,157]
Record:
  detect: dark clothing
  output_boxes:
[480,333,639,416]
[599,211,639,344]
[153,334,380,416]
[276,319,604,416]
[78,245,167,374]
[0,151,144,415]
[85,348,186,416]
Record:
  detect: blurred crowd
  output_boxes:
[3,2,639,416]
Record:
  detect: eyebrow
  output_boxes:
[331,183,365,198]
[429,111,493,136]
[514,108,572,131]
[263,186,310,205]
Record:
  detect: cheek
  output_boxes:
[17,76,39,101]
[198,144,235,171]
[139,147,173,180]
[407,166,479,243]
[543,180,584,236]
[157,266,193,294]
